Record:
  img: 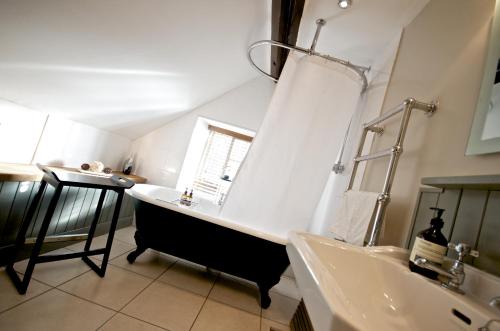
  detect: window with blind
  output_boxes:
[192,125,252,202]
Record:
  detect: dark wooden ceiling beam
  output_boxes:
[270,0,305,80]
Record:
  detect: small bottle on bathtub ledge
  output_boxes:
[408,207,448,280]
[180,188,193,206]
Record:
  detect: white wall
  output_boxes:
[0,99,131,169]
[296,0,428,238]
[131,77,275,188]
[32,116,131,169]
[362,0,500,246]
[0,100,47,164]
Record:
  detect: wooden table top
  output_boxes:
[0,163,147,184]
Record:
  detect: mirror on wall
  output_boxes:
[467,1,500,155]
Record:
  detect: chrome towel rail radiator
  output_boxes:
[347,98,438,247]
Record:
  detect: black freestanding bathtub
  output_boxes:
[125,184,290,308]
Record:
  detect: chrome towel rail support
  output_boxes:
[347,98,437,247]
[247,19,370,92]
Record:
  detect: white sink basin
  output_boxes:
[287,232,500,331]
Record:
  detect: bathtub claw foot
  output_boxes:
[127,250,141,263]
[258,283,273,309]
[260,289,272,309]
[127,231,147,263]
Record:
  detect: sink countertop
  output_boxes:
[0,162,147,183]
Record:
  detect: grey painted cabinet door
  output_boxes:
[408,188,500,277]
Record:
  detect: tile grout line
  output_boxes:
[104,249,178,279]
[117,311,173,331]
[0,279,54,315]
[190,272,264,319]
[269,288,302,302]
[187,271,220,331]
[104,261,181,331]
[4,239,294,330]
[0,233,136,317]
[54,287,122,312]
[49,253,179,328]
[94,260,177,330]
[1,261,97,315]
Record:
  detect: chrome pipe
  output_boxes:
[363,103,406,128]
[364,98,436,128]
[365,193,390,247]
[310,19,326,52]
[246,19,370,92]
[347,128,368,190]
[414,258,457,280]
[366,126,384,134]
[333,117,353,174]
[479,319,500,331]
[347,98,437,246]
[247,40,308,82]
[354,147,393,162]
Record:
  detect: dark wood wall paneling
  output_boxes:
[408,188,500,276]
[0,180,135,265]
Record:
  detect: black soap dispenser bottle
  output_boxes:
[409,207,448,280]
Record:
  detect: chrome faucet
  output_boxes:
[414,242,479,294]
[490,296,500,310]
[479,319,500,331]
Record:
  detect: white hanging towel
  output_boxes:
[330,190,380,246]
[220,52,363,239]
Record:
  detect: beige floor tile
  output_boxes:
[0,288,114,331]
[191,300,260,331]
[157,260,217,296]
[66,235,135,261]
[122,281,204,331]
[208,275,261,315]
[99,313,164,331]
[283,266,295,279]
[14,248,91,287]
[270,276,301,300]
[110,249,175,279]
[262,292,299,325]
[261,318,290,331]
[0,268,51,313]
[113,226,137,245]
[59,264,152,310]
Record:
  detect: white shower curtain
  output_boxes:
[220,52,363,239]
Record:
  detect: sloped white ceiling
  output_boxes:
[297,0,429,66]
[0,0,270,139]
[0,0,428,140]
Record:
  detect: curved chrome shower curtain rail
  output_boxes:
[247,39,369,92]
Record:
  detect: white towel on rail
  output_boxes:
[330,190,379,246]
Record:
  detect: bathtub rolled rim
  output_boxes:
[126,184,288,245]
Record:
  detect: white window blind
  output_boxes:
[192,126,252,202]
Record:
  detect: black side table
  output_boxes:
[6,164,135,294]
